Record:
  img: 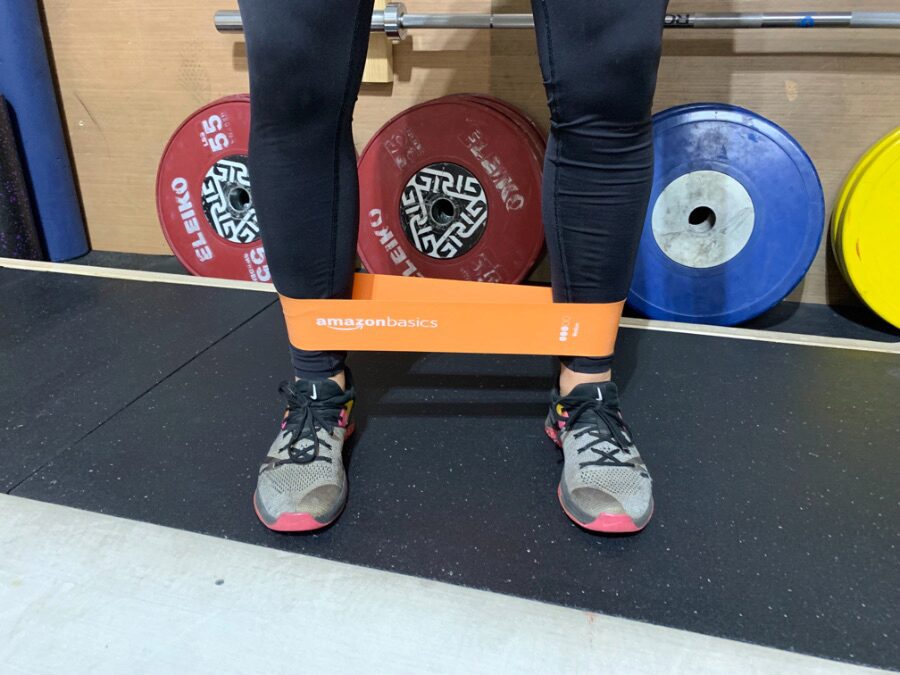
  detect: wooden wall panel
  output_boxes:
[42,0,900,307]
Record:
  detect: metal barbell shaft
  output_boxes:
[676,12,900,28]
[400,12,535,29]
[214,7,900,35]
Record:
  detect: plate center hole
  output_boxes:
[688,205,716,233]
[228,186,252,213]
[430,197,456,226]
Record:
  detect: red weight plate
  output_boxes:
[370,93,547,168]
[357,98,545,284]
[379,93,548,225]
[156,95,271,282]
[457,94,547,160]
[401,93,547,167]
[420,96,549,240]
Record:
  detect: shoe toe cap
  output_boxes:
[294,484,344,519]
[568,484,653,526]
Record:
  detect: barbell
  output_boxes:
[215,4,900,41]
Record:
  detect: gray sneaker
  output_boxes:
[253,371,356,532]
[545,381,653,533]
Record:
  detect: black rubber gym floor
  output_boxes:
[0,268,274,491]
[3,267,899,671]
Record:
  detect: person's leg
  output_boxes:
[532,0,669,533]
[531,0,668,393]
[241,0,375,386]
[239,0,374,532]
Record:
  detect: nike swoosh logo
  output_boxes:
[596,387,603,401]
[311,384,317,400]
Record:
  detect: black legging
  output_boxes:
[238,0,669,379]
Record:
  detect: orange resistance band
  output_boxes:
[279,273,625,357]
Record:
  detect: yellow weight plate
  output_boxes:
[832,128,900,328]
[831,130,895,282]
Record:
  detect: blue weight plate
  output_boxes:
[628,104,825,325]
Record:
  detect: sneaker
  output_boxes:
[253,370,356,532]
[545,381,653,533]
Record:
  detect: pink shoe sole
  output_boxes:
[555,485,646,533]
[545,425,562,446]
[545,425,650,534]
[253,422,355,533]
[253,494,342,532]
